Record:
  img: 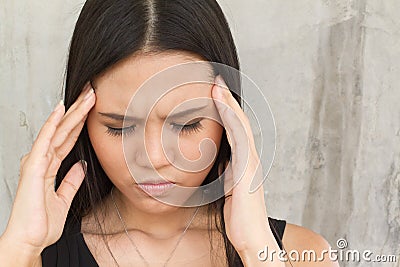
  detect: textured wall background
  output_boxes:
[1,1,399,266]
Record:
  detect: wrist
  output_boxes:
[0,233,43,267]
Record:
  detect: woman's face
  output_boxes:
[86,51,223,211]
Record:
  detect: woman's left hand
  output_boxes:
[212,75,282,264]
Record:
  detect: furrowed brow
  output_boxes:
[98,104,209,122]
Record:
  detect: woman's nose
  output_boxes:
[135,125,175,169]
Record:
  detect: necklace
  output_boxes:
[110,186,200,267]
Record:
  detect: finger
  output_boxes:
[212,76,250,167]
[212,75,251,147]
[43,88,94,185]
[44,92,93,185]
[213,75,253,141]
[64,82,92,117]
[212,76,261,192]
[56,161,86,210]
[53,82,93,158]
[19,153,29,167]
[54,114,87,161]
[223,161,234,195]
[214,75,251,129]
[211,81,237,152]
[29,82,90,163]
[45,116,87,181]
[50,88,95,163]
[29,101,65,163]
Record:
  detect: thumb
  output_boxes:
[56,160,86,211]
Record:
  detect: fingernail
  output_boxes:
[84,88,94,101]
[55,100,64,111]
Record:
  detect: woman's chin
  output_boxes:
[115,181,202,213]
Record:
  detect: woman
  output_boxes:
[0,0,339,266]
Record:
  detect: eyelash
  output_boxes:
[105,120,204,137]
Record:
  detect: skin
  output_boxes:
[0,51,339,267]
[86,51,224,222]
[83,52,227,266]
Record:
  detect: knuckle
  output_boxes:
[44,117,58,131]
[81,114,88,122]
[59,128,69,141]
[20,153,29,164]
[63,179,78,192]
[79,111,88,123]
[19,153,31,174]
[57,193,70,209]
[78,106,88,118]
[70,133,80,144]
[53,150,63,166]
[42,118,53,128]
[52,128,69,149]
[46,180,56,192]
[48,146,61,166]
[46,150,53,163]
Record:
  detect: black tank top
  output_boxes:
[41,217,286,266]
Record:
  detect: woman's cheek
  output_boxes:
[98,139,125,174]
[178,126,223,175]
[87,122,126,180]
[178,137,203,161]
[183,120,222,156]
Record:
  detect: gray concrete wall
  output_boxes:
[1,1,399,266]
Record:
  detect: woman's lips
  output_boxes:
[136,181,175,196]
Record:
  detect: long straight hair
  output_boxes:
[57,0,243,265]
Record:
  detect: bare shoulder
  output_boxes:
[281,223,340,267]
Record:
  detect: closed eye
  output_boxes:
[105,120,204,137]
[171,120,204,135]
[105,125,136,137]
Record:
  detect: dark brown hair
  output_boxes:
[57,0,244,265]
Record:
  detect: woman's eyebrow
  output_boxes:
[165,104,209,119]
[98,112,138,122]
[98,104,209,122]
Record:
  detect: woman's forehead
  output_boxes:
[95,51,208,88]
[95,83,213,122]
[93,52,215,120]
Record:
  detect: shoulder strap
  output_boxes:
[267,217,286,250]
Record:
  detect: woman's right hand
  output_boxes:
[1,83,95,260]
